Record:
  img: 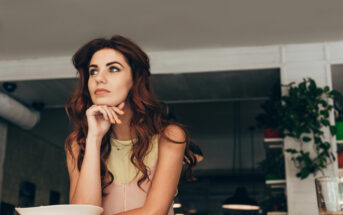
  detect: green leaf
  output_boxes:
[302,136,311,142]
[286,148,298,154]
[330,90,343,98]
[314,137,322,143]
[331,152,336,161]
[316,88,323,95]
[321,119,330,126]
[323,86,330,93]
[300,168,310,179]
[319,100,328,107]
[320,110,329,118]
[330,125,337,135]
[299,82,306,92]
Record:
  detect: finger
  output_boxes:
[105,106,121,124]
[117,102,125,109]
[106,106,119,124]
[111,106,125,115]
[94,106,110,121]
[102,106,116,124]
[109,107,122,124]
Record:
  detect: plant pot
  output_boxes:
[264,128,281,138]
[338,152,343,169]
[265,173,284,181]
[336,121,343,140]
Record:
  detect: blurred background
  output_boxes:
[1,1,343,215]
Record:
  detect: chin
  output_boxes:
[94,99,121,107]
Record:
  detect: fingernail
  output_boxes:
[118,119,122,124]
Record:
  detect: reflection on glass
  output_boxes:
[315,176,343,214]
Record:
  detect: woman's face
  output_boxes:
[88,48,133,106]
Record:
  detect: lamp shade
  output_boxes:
[222,187,260,211]
[173,196,182,209]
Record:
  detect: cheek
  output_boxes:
[120,78,133,97]
[111,78,132,99]
[87,81,91,93]
[126,77,134,91]
[88,81,94,96]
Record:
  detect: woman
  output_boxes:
[64,35,196,215]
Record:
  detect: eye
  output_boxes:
[89,69,98,76]
[109,67,120,73]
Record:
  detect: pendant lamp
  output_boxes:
[173,196,182,208]
[222,102,260,211]
[222,186,260,210]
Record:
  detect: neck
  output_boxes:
[111,101,135,141]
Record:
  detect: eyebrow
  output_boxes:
[89,61,124,68]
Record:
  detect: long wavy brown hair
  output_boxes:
[64,35,197,196]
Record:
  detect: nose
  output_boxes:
[94,69,107,84]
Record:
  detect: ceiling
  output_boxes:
[1,0,343,60]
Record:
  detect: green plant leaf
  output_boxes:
[320,110,329,118]
[302,136,311,142]
[321,119,330,126]
[286,148,298,154]
[270,78,335,180]
[330,125,337,135]
[330,90,343,98]
[319,100,328,107]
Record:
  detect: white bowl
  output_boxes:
[15,204,104,215]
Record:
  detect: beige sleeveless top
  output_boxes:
[101,134,175,215]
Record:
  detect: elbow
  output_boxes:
[143,205,169,215]
[69,197,102,207]
[68,190,102,207]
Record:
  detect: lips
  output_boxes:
[95,88,110,95]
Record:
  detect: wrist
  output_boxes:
[86,134,103,147]
[87,132,103,141]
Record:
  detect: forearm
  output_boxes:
[113,205,166,215]
[114,207,154,215]
[70,136,102,206]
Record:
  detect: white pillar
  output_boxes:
[280,43,336,215]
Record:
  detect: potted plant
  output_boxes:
[333,102,343,168]
[258,149,285,180]
[256,82,282,138]
[334,102,343,141]
[279,78,342,179]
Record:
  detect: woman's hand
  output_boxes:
[86,102,125,139]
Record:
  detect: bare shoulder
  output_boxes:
[162,124,186,143]
[159,124,186,154]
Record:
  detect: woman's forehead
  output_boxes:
[90,48,127,66]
